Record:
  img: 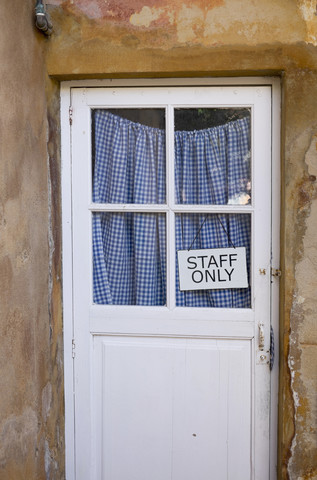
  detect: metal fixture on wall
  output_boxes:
[35,0,53,36]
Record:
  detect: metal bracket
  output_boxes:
[257,323,270,365]
[256,350,270,365]
[270,326,275,370]
[256,327,275,367]
[271,267,281,278]
[69,106,73,125]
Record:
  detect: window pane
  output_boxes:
[93,212,166,306]
[92,109,166,204]
[174,108,251,205]
[175,213,251,308]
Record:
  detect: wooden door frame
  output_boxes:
[61,77,281,480]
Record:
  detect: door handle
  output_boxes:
[258,323,265,350]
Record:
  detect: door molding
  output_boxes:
[61,77,281,480]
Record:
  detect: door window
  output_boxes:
[92,107,251,307]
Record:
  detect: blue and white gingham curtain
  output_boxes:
[93,111,251,307]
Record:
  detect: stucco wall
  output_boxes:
[0,1,64,479]
[45,2,317,476]
[1,0,317,478]
[45,1,317,478]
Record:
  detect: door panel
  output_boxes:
[93,336,251,480]
[69,85,273,479]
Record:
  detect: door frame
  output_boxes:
[61,77,281,480]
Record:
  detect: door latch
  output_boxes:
[258,323,265,350]
[257,323,269,365]
[257,324,274,367]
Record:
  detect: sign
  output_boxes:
[177,247,248,291]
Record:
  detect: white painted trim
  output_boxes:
[166,104,175,309]
[270,77,281,480]
[89,203,253,213]
[61,84,76,480]
[61,77,280,89]
[61,77,281,480]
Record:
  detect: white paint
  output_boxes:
[61,84,76,480]
[61,78,280,480]
[178,247,248,291]
[95,336,251,480]
[264,78,281,480]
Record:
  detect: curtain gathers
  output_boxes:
[93,111,251,308]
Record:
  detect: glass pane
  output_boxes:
[93,212,166,306]
[92,109,166,204]
[174,108,251,205]
[175,213,251,308]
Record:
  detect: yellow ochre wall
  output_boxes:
[1,0,317,478]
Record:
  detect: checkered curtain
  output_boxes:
[93,111,251,307]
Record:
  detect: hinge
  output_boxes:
[271,267,281,278]
[69,106,73,125]
[270,326,275,370]
[72,339,76,359]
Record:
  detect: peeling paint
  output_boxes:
[44,439,58,479]
[304,133,317,176]
[130,6,165,28]
[298,0,317,46]
[42,383,52,423]
[48,0,306,50]
[0,408,37,468]
[16,248,31,269]
[176,5,205,43]
[286,128,317,479]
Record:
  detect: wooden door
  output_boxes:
[64,83,278,480]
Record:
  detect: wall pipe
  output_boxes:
[35,0,53,36]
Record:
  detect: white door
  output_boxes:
[64,82,279,480]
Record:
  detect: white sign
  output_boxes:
[177,247,248,291]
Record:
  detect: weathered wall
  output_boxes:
[44,1,317,478]
[0,1,64,479]
[45,0,317,77]
[283,70,317,479]
[1,0,317,478]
